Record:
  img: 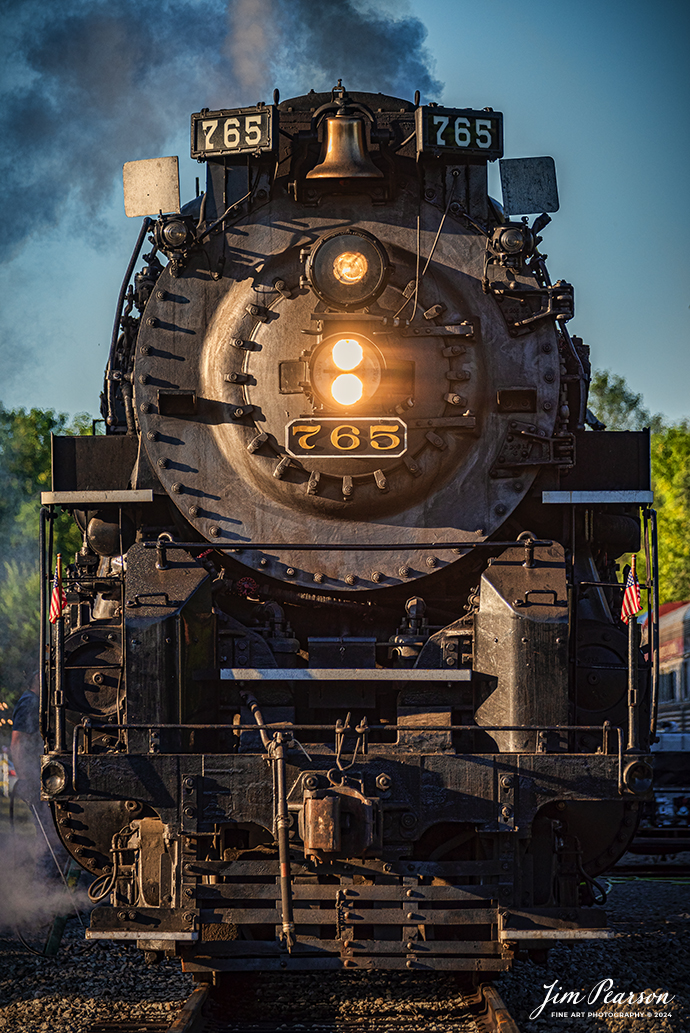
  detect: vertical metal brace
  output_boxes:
[644,508,660,738]
[54,555,66,754]
[627,618,640,752]
[181,773,199,834]
[270,732,295,951]
[498,772,516,830]
[402,875,420,964]
[39,507,48,741]
[180,774,199,924]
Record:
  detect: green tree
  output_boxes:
[0,405,93,711]
[588,369,665,432]
[588,371,690,606]
[651,422,690,604]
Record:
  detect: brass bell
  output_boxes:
[307,115,383,180]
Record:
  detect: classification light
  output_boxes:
[161,219,189,249]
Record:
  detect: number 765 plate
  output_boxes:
[285,418,407,459]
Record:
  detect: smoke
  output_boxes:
[268,0,443,101]
[0,807,91,934]
[0,0,442,264]
[0,0,233,264]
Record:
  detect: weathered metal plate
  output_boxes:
[499,156,559,214]
[123,156,180,217]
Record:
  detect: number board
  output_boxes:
[191,106,277,159]
[286,418,408,459]
[415,106,503,162]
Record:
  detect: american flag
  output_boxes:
[49,558,67,624]
[621,554,642,624]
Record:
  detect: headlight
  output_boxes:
[498,226,526,253]
[310,334,383,409]
[305,229,389,310]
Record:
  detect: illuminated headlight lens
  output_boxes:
[333,251,368,284]
[332,373,363,405]
[332,338,363,370]
[311,334,383,409]
[305,229,388,310]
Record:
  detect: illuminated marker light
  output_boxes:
[332,373,363,405]
[333,251,368,285]
[332,338,363,371]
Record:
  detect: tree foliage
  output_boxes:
[588,371,690,606]
[0,405,93,709]
[588,369,665,433]
[651,422,690,603]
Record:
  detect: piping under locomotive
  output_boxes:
[39,83,658,979]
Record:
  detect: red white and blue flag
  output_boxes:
[621,554,642,624]
[49,558,67,624]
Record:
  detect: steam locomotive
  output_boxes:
[39,83,659,979]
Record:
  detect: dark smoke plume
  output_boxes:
[0,0,442,264]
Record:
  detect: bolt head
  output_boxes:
[376,773,392,791]
[209,526,220,537]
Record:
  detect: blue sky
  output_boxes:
[1,0,688,422]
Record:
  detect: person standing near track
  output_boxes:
[10,671,41,804]
[11,671,67,875]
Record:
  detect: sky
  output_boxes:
[0,0,688,423]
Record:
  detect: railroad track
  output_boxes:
[89,981,520,1033]
[611,861,690,879]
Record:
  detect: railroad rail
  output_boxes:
[88,981,520,1033]
[611,862,690,879]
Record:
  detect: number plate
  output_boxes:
[415,106,503,162]
[191,106,277,158]
[286,418,408,459]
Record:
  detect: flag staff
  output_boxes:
[622,554,642,752]
[54,553,65,753]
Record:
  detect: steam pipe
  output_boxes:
[105,217,151,427]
